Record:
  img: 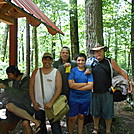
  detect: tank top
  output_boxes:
[34,68,57,110]
[92,58,112,93]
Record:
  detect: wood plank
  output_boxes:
[0,0,6,4]
[0,2,6,5]
[0,13,14,24]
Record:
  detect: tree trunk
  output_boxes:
[57,10,63,47]
[33,27,38,69]
[114,31,118,62]
[52,41,56,60]
[18,27,25,64]
[26,20,30,75]
[2,24,9,62]
[131,0,134,80]
[70,0,79,59]
[85,0,104,55]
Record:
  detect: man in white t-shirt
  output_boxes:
[30,52,62,134]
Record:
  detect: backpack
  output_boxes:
[106,59,128,102]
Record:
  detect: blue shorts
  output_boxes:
[69,100,90,117]
[90,92,114,119]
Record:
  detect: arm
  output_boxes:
[111,59,132,93]
[29,69,40,111]
[77,82,93,91]
[68,79,87,89]
[68,78,93,91]
[44,70,62,109]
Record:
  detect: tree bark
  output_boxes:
[114,31,118,62]
[2,24,9,62]
[85,0,104,55]
[70,0,79,59]
[131,0,134,80]
[26,20,30,75]
[33,27,38,69]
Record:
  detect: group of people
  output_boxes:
[0,45,133,134]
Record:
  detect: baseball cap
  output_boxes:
[42,52,53,59]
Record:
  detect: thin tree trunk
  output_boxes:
[107,31,111,55]
[57,10,63,47]
[2,24,9,62]
[26,20,30,75]
[70,0,79,59]
[33,27,38,69]
[131,0,134,80]
[18,27,25,63]
[114,31,118,62]
[52,41,56,60]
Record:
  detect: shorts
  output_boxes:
[69,100,90,117]
[90,92,114,119]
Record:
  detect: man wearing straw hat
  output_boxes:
[89,44,132,134]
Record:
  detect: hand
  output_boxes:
[0,83,6,89]
[44,102,53,109]
[128,81,133,94]
[84,69,91,75]
[33,102,40,111]
[64,63,71,67]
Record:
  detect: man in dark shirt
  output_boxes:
[90,45,132,134]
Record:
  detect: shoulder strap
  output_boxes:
[105,58,113,78]
[39,68,45,102]
[8,81,13,87]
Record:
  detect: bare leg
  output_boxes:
[77,114,84,134]
[22,120,32,134]
[0,119,18,134]
[93,116,100,132]
[6,103,40,132]
[105,119,112,133]
[68,116,77,134]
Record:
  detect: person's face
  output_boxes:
[76,56,86,68]
[7,73,16,80]
[42,57,53,68]
[60,49,70,62]
[94,49,105,61]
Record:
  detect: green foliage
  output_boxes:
[103,0,131,72]
[32,0,86,62]
[0,0,132,74]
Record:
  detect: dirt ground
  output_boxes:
[83,101,134,134]
[6,100,134,134]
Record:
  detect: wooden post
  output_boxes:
[9,18,18,66]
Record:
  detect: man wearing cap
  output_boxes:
[89,44,133,134]
[30,52,62,134]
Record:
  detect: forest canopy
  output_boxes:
[0,0,132,78]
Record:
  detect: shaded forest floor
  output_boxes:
[5,100,133,134]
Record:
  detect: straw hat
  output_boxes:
[90,44,108,52]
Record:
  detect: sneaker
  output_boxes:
[92,129,98,134]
